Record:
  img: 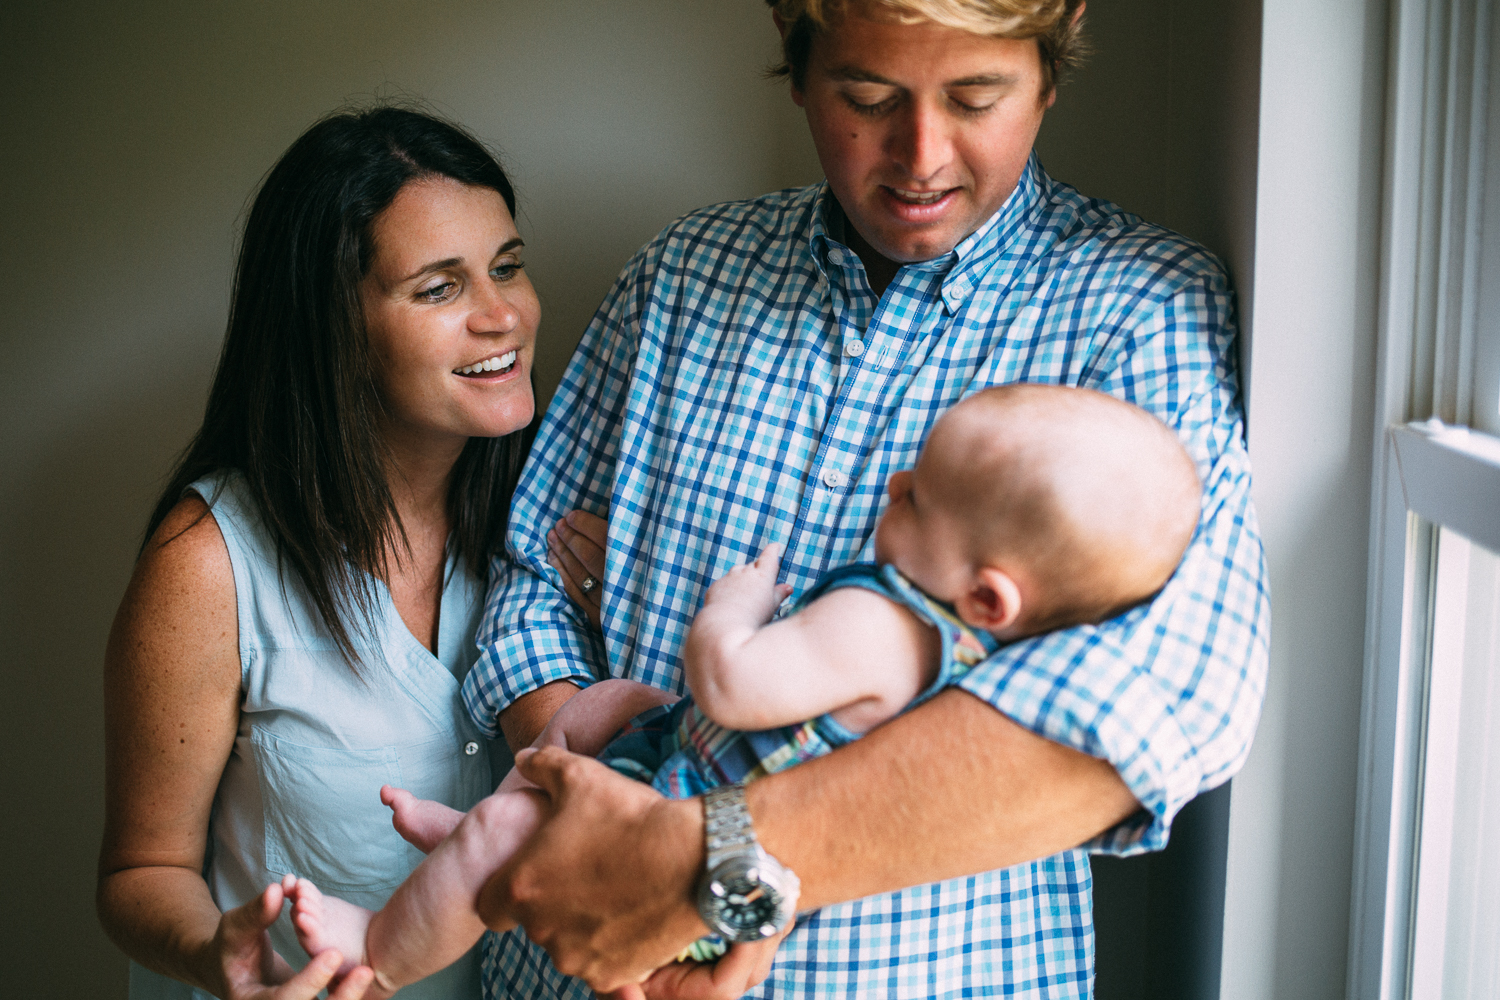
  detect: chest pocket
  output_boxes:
[253,729,438,893]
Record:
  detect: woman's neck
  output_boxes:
[380,432,464,655]
[381,427,465,538]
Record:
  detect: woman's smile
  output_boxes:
[454,350,518,377]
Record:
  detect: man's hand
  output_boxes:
[601,932,788,1000]
[479,747,710,994]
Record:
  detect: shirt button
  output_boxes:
[844,339,866,358]
[463,741,480,756]
[822,469,848,489]
[828,248,846,265]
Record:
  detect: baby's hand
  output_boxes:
[702,543,795,624]
[287,877,376,986]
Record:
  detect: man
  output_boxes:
[462,1,1269,997]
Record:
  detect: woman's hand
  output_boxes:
[547,509,608,630]
[207,876,375,1000]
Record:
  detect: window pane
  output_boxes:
[1409,528,1500,998]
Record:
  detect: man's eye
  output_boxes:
[844,87,897,114]
[948,90,1002,115]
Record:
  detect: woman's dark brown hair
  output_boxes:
[145,106,535,665]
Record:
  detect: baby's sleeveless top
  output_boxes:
[129,471,493,1000]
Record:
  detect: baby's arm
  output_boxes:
[684,546,943,735]
[291,678,678,996]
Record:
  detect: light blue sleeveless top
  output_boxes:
[129,471,493,999]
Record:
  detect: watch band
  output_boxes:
[697,782,800,943]
[703,783,757,868]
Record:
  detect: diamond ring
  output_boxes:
[581,576,598,594]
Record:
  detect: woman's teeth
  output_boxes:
[455,351,517,376]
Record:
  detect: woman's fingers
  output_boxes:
[323,963,375,1000]
[562,510,609,568]
[547,508,609,630]
[269,949,346,1000]
[548,531,601,631]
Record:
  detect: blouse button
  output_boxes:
[463,741,480,756]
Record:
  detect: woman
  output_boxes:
[98,107,541,1000]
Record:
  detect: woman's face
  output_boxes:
[361,176,538,458]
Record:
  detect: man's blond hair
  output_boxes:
[765,0,1088,94]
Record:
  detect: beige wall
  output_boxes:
[0,4,818,995]
[1,3,1274,997]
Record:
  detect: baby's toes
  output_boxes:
[293,878,325,915]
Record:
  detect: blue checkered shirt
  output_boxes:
[463,154,1270,999]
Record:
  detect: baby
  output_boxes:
[286,383,1202,996]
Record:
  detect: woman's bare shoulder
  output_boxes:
[110,494,238,673]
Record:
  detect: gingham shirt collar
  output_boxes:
[807,153,1047,314]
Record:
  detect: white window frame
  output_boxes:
[1347,0,1500,997]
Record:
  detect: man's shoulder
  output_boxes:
[645,184,823,264]
[1032,177,1230,296]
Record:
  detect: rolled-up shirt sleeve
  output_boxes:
[957,270,1270,854]
[460,245,658,737]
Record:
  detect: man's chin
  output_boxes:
[868,231,966,266]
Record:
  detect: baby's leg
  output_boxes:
[357,786,547,991]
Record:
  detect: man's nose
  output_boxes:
[889,99,952,181]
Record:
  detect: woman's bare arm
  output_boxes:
[96,496,370,1000]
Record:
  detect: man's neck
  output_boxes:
[829,199,901,297]
[846,223,902,298]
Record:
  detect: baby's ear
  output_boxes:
[954,566,1023,635]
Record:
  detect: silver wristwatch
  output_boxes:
[696,783,800,942]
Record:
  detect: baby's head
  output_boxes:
[873,384,1201,640]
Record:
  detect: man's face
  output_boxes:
[791,7,1054,264]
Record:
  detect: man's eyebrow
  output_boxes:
[827,68,1022,88]
[398,238,525,284]
[828,67,899,85]
[946,74,1021,87]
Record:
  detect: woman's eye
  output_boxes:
[416,281,456,302]
[491,260,526,281]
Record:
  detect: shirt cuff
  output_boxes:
[460,624,605,738]
[953,611,1204,856]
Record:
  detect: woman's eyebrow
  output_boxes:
[398,238,525,284]
[401,257,462,283]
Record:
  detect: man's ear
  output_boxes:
[772,10,807,107]
[954,566,1024,634]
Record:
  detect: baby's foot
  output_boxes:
[287,877,373,976]
[381,785,463,854]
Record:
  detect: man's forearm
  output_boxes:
[748,687,1141,909]
[499,679,583,753]
[487,685,1143,994]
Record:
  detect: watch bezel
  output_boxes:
[696,850,798,943]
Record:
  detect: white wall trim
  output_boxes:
[1348,1,1495,997]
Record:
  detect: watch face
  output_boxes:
[699,857,795,942]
